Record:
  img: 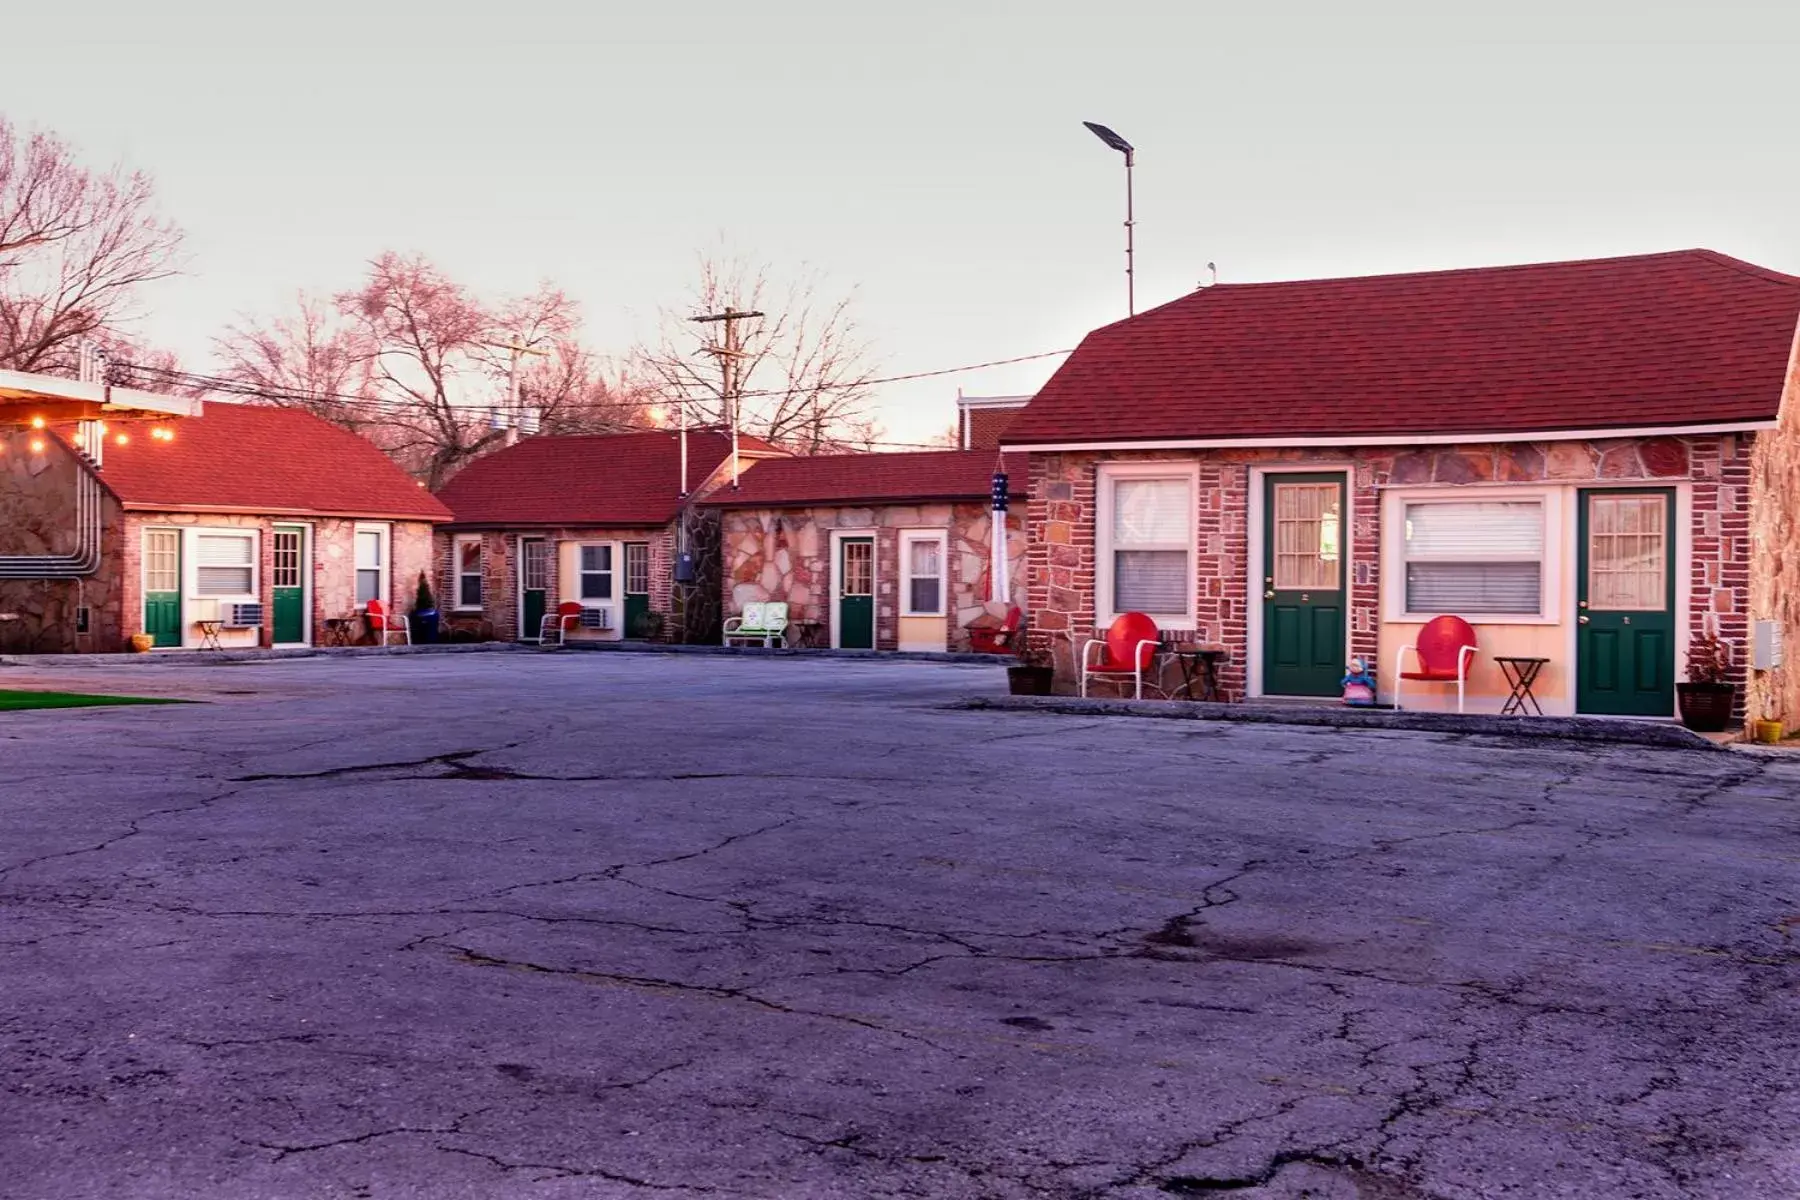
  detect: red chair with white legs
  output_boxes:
[1393,615,1478,712]
[364,598,411,646]
[1081,611,1162,700]
[540,601,583,646]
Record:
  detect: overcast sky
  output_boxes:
[4,1,1798,444]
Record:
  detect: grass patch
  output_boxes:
[0,690,190,712]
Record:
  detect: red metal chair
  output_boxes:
[540,601,583,646]
[967,605,1024,655]
[364,598,411,646]
[1394,615,1478,713]
[1081,611,1162,700]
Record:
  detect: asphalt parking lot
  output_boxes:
[2,651,1798,1199]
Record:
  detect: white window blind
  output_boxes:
[195,534,254,596]
[1108,476,1191,617]
[1403,500,1543,615]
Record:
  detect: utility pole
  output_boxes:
[689,306,763,490]
[485,338,549,446]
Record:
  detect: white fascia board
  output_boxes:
[1001,420,1776,454]
[105,386,204,418]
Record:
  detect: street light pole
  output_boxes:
[1083,121,1137,317]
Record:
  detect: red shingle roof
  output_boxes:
[97,402,450,520]
[703,449,1017,508]
[436,429,769,527]
[1003,249,1800,446]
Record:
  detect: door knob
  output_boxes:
[1578,615,1590,625]
[1263,590,1275,599]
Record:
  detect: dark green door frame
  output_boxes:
[519,537,548,641]
[1576,488,1676,717]
[272,525,307,645]
[836,535,876,650]
[1259,471,1348,697]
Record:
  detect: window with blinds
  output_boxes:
[355,528,385,606]
[195,533,255,596]
[902,535,945,615]
[1402,500,1543,615]
[1108,476,1192,617]
[580,544,613,600]
[456,537,483,609]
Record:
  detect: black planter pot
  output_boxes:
[410,609,440,645]
[1007,665,1055,696]
[1676,682,1736,732]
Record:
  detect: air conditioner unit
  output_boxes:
[578,606,613,630]
[225,603,264,628]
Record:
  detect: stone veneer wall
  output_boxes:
[119,513,436,648]
[721,503,1027,651]
[0,431,126,653]
[1027,435,1752,702]
[1748,339,1800,727]
[435,526,676,641]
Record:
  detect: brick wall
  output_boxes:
[1749,335,1800,726]
[1028,435,1751,706]
[434,525,678,641]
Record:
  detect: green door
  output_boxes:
[142,528,182,648]
[837,537,875,649]
[1261,473,1347,696]
[272,525,306,644]
[1577,489,1676,716]
[520,538,548,640]
[624,542,652,638]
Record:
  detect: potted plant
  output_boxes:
[409,573,440,645]
[630,610,666,641]
[1752,695,1784,745]
[127,632,155,653]
[1006,646,1055,696]
[1676,633,1737,732]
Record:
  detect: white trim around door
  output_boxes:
[827,528,878,650]
[1245,463,1356,700]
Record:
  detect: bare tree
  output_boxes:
[213,294,378,426]
[0,117,184,373]
[518,341,657,436]
[636,250,881,454]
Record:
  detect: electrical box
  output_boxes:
[673,550,696,583]
[1753,620,1784,671]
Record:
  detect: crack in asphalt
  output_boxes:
[432,1144,704,1191]
[0,786,247,881]
[438,944,961,1054]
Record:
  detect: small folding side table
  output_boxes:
[1495,655,1550,716]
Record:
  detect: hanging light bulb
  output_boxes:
[115,432,130,446]
[29,438,45,454]
[95,421,108,435]
[30,416,46,430]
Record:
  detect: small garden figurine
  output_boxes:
[1341,656,1377,707]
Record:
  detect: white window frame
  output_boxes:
[453,534,484,611]
[354,523,390,612]
[899,530,949,617]
[189,529,258,601]
[578,542,615,603]
[1381,486,1562,625]
[1095,461,1199,630]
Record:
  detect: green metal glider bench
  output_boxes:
[722,601,790,648]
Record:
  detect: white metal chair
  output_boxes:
[723,601,790,648]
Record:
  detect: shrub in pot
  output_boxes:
[409,572,440,644]
[1676,633,1737,732]
[128,632,155,653]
